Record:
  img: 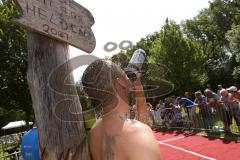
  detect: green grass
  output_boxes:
[84,114,96,130]
[0,147,4,157]
[0,147,11,160]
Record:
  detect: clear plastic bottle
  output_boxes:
[124,49,147,81]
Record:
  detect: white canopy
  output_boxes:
[1,120,33,130]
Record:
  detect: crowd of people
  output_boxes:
[148,85,240,133]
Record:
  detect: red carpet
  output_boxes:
[155,131,240,160]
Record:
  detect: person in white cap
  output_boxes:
[227,86,238,92]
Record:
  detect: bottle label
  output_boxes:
[130,52,145,64]
[124,49,146,81]
[129,51,146,70]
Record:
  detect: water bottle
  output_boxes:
[124,49,147,81]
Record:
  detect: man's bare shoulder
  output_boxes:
[123,120,161,160]
[123,120,152,133]
[122,120,157,146]
[122,120,157,143]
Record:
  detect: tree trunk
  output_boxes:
[27,31,90,160]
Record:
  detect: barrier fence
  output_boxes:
[0,133,23,160]
[0,151,21,160]
[149,104,240,134]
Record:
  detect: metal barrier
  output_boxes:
[0,133,23,160]
[0,151,21,160]
[149,105,240,134]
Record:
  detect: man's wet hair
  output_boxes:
[82,59,126,107]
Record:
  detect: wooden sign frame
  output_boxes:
[14,0,96,53]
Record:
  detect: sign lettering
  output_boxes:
[14,0,96,53]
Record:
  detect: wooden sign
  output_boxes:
[14,0,96,53]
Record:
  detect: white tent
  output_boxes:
[1,120,33,130]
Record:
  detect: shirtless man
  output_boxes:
[82,59,161,160]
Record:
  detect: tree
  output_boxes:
[182,0,240,89]
[0,0,33,125]
[76,81,92,111]
[150,20,205,94]
[111,0,240,97]
[226,25,240,80]
[112,20,205,96]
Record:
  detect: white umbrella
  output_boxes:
[1,121,33,130]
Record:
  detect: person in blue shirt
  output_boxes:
[177,97,196,128]
[180,97,194,107]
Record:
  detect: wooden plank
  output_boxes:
[15,0,96,53]
[27,32,90,160]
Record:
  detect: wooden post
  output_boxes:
[13,0,96,158]
[15,0,96,160]
[27,31,90,160]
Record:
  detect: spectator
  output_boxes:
[171,103,182,120]
[170,95,177,105]
[157,99,167,121]
[157,99,165,110]
[151,98,158,111]
[148,101,161,126]
[228,86,240,99]
[162,98,175,123]
[204,89,220,113]
[194,91,212,129]
[153,101,162,126]
[219,89,232,132]
[227,86,240,132]
[177,97,196,128]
